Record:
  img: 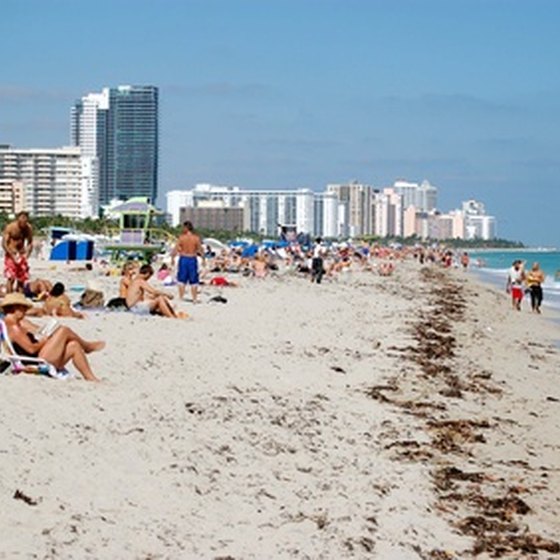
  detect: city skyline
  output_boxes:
[2,0,559,246]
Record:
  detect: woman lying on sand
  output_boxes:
[27,282,85,319]
[1,292,104,381]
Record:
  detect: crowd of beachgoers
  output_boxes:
[1,216,483,384]
[2,217,560,558]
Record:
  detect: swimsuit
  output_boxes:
[4,254,29,283]
[12,332,39,358]
[177,256,199,285]
[129,301,152,315]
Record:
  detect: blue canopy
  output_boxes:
[241,245,259,258]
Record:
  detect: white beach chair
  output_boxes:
[0,320,70,380]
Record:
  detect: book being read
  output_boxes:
[37,318,60,340]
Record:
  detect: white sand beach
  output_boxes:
[1,260,559,559]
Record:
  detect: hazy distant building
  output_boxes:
[462,199,496,240]
[313,192,338,238]
[72,85,158,207]
[392,180,419,209]
[0,146,98,218]
[393,179,437,212]
[326,181,374,236]
[179,203,244,232]
[372,188,403,237]
[417,180,438,212]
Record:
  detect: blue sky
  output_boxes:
[1,0,559,245]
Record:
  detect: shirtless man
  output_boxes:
[173,221,202,302]
[126,264,181,318]
[2,211,33,293]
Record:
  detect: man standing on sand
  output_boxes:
[2,211,33,293]
[173,221,202,303]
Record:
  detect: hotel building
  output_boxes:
[0,146,98,219]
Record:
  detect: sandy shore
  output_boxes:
[0,260,559,559]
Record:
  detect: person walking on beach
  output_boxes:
[525,262,545,314]
[311,237,326,284]
[2,211,33,294]
[173,221,202,303]
[460,252,470,270]
[506,260,525,311]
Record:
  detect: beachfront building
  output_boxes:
[0,178,25,215]
[180,203,244,233]
[426,211,465,240]
[71,85,159,207]
[403,209,465,240]
[0,146,99,218]
[465,214,497,240]
[462,199,497,240]
[313,192,338,238]
[166,184,337,237]
[393,179,438,212]
[326,181,374,237]
[372,188,404,237]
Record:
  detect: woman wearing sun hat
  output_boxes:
[0,293,105,381]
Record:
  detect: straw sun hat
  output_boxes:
[0,292,33,309]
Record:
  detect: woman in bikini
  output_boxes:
[1,292,105,381]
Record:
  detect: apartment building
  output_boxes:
[0,146,98,218]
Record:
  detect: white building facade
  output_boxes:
[0,146,99,218]
[167,184,337,237]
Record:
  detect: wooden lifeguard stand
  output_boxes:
[104,197,165,262]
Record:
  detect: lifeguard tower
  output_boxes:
[104,197,166,262]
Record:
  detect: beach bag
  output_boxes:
[79,289,104,308]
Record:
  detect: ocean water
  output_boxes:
[469,250,560,311]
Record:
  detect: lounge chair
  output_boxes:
[0,320,70,379]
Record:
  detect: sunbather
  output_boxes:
[1,292,104,381]
[126,264,185,318]
[43,282,85,318]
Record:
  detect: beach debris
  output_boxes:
[330,365,346,374]
[13,489,39,506]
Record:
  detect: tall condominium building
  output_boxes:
[0,146,98,218]
[372,188,403,237]
[393,179,438,212]
[71,85,158,207]
[326,182,374,236]
[417,180,438,212]
[392,179,418,209]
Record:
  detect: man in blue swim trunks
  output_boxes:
[173,221,202,303]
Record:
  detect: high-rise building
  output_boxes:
[372,188,403,237]
[71,85,158,208]
[417,180,438,212]
[393,179,438,212]
[326,181,374,236]
[393,179,418,209]
[0,146,98,218]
